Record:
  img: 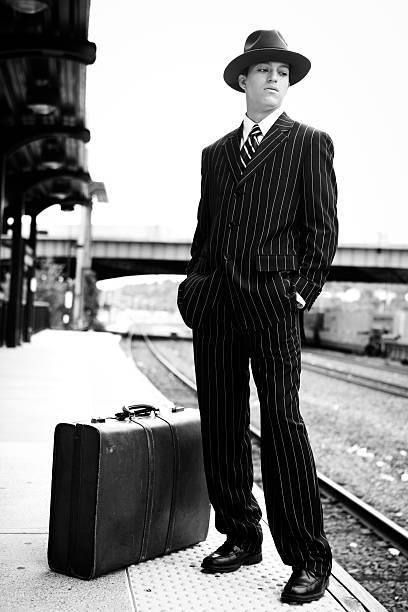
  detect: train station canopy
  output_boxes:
[0,0,106,222]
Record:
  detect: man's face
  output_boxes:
[238,61,290,115]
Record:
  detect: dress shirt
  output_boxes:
[240,107,306,309]
[240,105,285,147]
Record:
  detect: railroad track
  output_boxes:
[132,330,408,398]
[135,333,408,559]
[301,360,408,399]
[303,347,408,376]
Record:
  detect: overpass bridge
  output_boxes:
[31,227,408,284]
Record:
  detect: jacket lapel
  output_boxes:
[223,112,294,188]
[238,112,294,187]
[224,124,243,185]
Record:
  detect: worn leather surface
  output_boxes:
[47,408,210,579]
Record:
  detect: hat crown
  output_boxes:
[224,29,310,91]
[244,30,288,53]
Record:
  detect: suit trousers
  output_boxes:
[192,275,332,577]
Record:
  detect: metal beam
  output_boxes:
[0,35,96,64]
[1,125,90,155]
[328,265,408,284]
[7,169,91,196]
[3,195,91,218]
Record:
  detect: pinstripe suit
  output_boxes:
[177,112,338,577]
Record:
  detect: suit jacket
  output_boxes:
[177,112,338,329]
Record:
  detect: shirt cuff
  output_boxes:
[295,292,306,309]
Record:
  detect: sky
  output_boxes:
[38,0,408,246]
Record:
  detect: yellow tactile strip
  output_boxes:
[127,513,344,612]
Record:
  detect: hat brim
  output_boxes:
[224,48,311,91]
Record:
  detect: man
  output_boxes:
[177,30,338,604]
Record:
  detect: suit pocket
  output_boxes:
[177,270,223,329]
[255,253,298,272]
[255,255,297,309]
[279,271,297,300]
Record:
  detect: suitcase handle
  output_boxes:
[115,404,160,420]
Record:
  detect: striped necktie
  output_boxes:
[240,124,262,169]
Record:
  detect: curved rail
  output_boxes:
[137,333,408,558]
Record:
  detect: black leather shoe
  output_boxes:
[281,568,329,603]
[201,540,262,573]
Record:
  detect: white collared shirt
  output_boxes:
[240,106,306,309]
[240,106,285,148]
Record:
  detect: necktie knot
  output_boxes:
[249,124,262,139]
[240,124,262,170]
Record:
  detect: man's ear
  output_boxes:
[238,74,246,91]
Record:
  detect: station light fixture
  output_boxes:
[6,0,49,14]
[26,81,59,116]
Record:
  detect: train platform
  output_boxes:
[0,330,387,611]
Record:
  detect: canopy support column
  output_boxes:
[23,215,37,342]
[6,199,25,347]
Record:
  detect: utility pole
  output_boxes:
[73,201,92,329]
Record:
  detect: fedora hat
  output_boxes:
[224,30,311,92]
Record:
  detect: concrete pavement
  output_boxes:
[0,330,171,611]
[0,329,386,611]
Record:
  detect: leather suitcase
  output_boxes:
[47,405,210,579]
